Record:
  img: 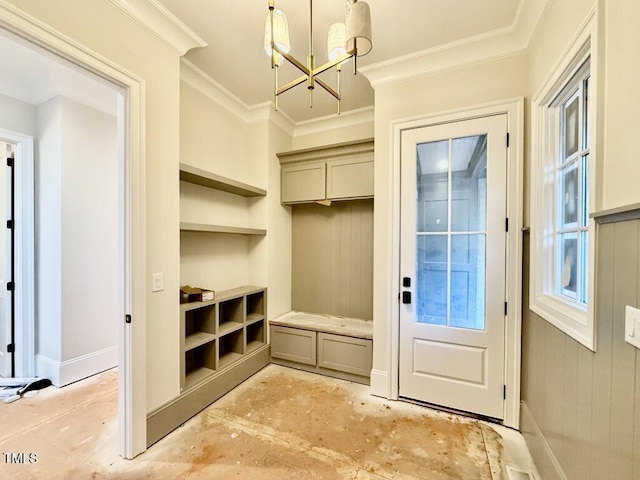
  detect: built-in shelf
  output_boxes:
[180,163,266,197]
[180,286,267,392]
[246,313,265,325]
[180,222,266,236]
[185,332,215,352]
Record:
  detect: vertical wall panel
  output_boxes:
[574,345,594,480]
[609,221,638,480]
[590,224,615,479]
[522,216,640,480]
[291,200,374,319]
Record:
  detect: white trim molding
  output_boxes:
[530,8,597,351]
[36,346,118,387]
[105,0,206,56]
[385,98,524,428]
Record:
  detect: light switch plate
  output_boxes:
[152,272,164,292]
[624,305,640,349]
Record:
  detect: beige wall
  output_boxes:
[6,0,183,411]
[370,53,528,391]
[600,0,640,209]
[179,74,293,322]
[292,119,374,151]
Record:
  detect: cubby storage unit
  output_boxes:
[179,286,267,392]
[270,311,373,385]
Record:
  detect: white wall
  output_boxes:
[36,95,118,386]
[0,92,37,136]
[35,95,118,383]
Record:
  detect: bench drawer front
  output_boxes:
[271,326,317,366]
[317,333,372,377]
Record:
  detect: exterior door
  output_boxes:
[399,114,508,419]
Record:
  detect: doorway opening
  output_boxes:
[0,21,142,456]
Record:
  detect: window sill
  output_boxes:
[530,294,594,351]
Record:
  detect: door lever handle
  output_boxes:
[402,291,412,304]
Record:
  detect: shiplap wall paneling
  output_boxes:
[291,200,373,320]
[521,219,640,480]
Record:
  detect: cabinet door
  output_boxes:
[281,162,326,203]
[326,156,374,200]
[317,332,372,377]
[270,326,317,365]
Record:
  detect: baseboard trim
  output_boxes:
[520,401,567,480]
[35,345,118,387]
[146,345,270,447]
[369,369,390,398]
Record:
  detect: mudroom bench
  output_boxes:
[269,311,373,385]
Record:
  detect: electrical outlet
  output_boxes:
[624,305,640,349]
[152,273,164,292]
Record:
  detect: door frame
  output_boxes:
[389,99,523,428]
[0,3,147,458]
[0,129,34,379]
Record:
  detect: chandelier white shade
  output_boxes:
[263,9,290,66]
[327,22,347,62]
[345,1,372,56]
[264,0,372,113]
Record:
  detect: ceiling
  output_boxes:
[0,29,119,116]
[160,0,523,123]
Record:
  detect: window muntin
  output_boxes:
[553,62,590,305]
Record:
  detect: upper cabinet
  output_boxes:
[278,138,374,204]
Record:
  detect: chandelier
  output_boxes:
[264,0,372,113]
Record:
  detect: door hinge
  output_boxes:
[506,133,510,148]
[7,343,14,353]
[504,302,508,316]
[503,385,507,399]
[125,314,132,324]
[6,282,14,291]
[6,220,13,229]
[505,218,509,232]
[6,157,14,167]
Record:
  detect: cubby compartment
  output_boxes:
[218,296,244,335]
[184,340,217,389]
[246,320,266,353]
[218,328,244,369]
[246,291,265,323]
[184,304,216,351]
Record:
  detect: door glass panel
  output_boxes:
[417,140,449,232]
[416,235,447,325]
[415,135,487,330]
[450,234,486,329]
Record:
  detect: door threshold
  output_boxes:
[398,396,504,426]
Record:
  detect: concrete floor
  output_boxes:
[0,365,539,479]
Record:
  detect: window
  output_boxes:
[554,62,590,304]
[531,19,596,351]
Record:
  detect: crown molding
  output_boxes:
[293,106,374,138]
[180,58,296,135]
[106,0,206,56]
[361,0,552,88]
